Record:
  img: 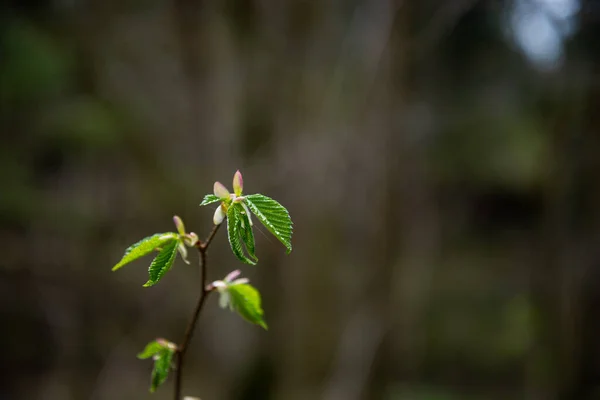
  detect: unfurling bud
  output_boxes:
[213,204,226,225]
[173,215,186,235]
[233,170,243,196]
[225,269,241,282]
[184,232,199,247]
[213,181,230,200]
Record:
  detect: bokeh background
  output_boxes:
[3,0,600,399]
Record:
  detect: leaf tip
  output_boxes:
[224,269,241,282]
[173,215,185,235]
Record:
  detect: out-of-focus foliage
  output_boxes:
[215,277,268,331]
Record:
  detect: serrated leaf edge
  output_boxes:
[244,194,293,253]
[112,232,177,271]
[200,193,220,206]
[144,239,179,287]
[150,348,174,392]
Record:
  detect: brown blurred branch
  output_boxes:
[174,223,221,400]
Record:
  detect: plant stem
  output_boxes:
[201,223,221,251]
[174,223,221,400]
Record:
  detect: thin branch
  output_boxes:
[201,223,221,250]
[174,223,221,400]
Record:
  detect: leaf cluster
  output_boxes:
[201,193,292,265]
[111,171,293,394]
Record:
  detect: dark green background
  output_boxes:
[2,0,599,399]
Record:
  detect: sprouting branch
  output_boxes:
[113,171,291,397]
[173,223,221,400]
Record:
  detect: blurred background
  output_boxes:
[2,0,600,399]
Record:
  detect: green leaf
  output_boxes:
[244,194,293,253]
[137,340,176,392]
[137,340,165,359]
[150,348,175,392]
[200,194,220,206]
[112,233,177,271]
[144,239,179,287]
[238,206,258,261]
[227,205,257,265]
[228,283,268,329]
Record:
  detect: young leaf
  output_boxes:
[226,205,257,265]
[112,233,177,271]
[137,341,165,359]
[173,215,186,235]
[238,207,257,261]
[137,339,176,393]
[150,348,175,392]
[199,194,220,206]
[212,270,249,309]
[228,283,268,329]
[144,239,179,287]
[244,194,293,253]
[213,182,230,200]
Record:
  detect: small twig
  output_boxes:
[200,223,221,250]
[174,223,221,400]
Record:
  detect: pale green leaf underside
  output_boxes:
[112,233,177,271]
[228,283,267,329]
[244,194,293,253]
[199,194,220,206]
[144,239,179,287]
[227,205,257,265]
